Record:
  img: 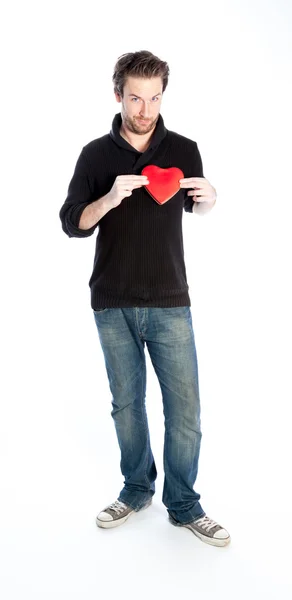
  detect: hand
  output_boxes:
[179,177,217,207]
[107,174,149,208]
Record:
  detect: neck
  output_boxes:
[120,118,158,152]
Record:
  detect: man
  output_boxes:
[59,50,230,547]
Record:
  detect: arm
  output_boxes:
[183,142,204,214]
[59,149,112,238]
[78,194,114,230]
[183,143,216,216]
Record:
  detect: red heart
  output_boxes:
[141,165,185,205]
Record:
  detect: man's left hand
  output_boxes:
[179,177,217,206]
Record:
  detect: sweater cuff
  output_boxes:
[65,203,98,238]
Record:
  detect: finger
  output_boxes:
[180,184,206,191]
[188,194,206,202]
[120,183,148,188]
[187,190,208,197]
[179,177,206,183]
[122,183,148,190]
[180,180,207,188]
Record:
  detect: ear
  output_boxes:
[114,91,122,103]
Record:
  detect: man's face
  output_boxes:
[115,75,163,136]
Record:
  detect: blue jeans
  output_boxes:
[92,306,206,524]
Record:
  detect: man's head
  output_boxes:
[112,50,169,136]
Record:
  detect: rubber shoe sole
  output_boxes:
[168,513,231,547]
[96,498,153,529]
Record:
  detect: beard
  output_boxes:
[123,111,159,136]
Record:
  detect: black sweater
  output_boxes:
[59,112,204,309]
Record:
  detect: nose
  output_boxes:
[139,100,151,118]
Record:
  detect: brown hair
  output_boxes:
[112,50,170,98]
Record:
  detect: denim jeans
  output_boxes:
[92,306,206,524]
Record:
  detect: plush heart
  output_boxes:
[141,165,185,205]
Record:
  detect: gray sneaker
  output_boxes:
[96,498,152,529]
[169,513,231,547]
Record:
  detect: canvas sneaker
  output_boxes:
[169,513,231,547]
[96,497,152,529]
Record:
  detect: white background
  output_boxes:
[1,0,292,598]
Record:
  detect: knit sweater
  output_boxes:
[59,112,204,309]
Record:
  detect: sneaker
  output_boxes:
[96,498,152,529]
[169,513,231,547]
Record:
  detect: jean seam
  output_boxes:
[140,360,151,489]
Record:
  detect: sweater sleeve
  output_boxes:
[183,142,204,213]
[59,148,99,238]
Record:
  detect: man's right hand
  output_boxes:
[107,175,149,208]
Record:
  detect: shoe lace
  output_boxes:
[194,515,220,532]
[107,500,128,514]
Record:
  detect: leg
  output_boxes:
[145,307,205,524]
[93,308,157,510]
